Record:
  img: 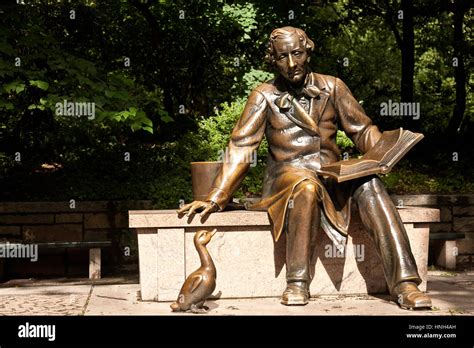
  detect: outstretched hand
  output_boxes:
[177,200,218,217]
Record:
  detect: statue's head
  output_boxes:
[266,26,315,87]
[194,229,217,246]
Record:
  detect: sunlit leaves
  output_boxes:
[29,80,49,91]
[3,81,26,94]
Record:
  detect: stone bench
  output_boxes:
[129,208,439,302]
[430,232,465,270]
[36,241,112,279]
[0,241,111,281]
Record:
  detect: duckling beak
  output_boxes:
[210,229,217,237]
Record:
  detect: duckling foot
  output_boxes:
[190,304,209,314]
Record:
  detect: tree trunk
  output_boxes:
[447,0,467,137]
[401,0,414,103]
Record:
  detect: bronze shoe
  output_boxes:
[281,281,309,306]
[392,281,432,310]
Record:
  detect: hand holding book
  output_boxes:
[317,128,424,183]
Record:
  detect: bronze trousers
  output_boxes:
[285,176,421,291]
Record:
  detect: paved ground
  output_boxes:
[0,270,472,316]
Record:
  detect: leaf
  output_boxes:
[160,114,174,123]
[143,126,154,134]
[0,99,14,110]
[113,112,124,121]
[105,89,116,98]
[130,122,142,131]
[3,81,26,94]
[128,107,137,116]
[0,41,15,56]
[142,118,153,127]
[30,80,49,91]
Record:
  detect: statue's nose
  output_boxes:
[288,54,296,68]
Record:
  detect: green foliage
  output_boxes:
[201,103,242,158]
[223,3,258,41]
[1,142,194,208]
[0,2,183,142]
[415,48,456,134]
[382,160,474,194]
[336,130,355,151]
[3,81,26,94]
[29,80,49,91]
[0,0,472,206]
[183,97,268,197]
[239,69,274,95]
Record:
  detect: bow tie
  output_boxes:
[275,84,321,109]
[274,85,321,136]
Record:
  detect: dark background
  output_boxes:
[0,0,472,205]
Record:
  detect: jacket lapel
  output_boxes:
[309,73,330,124]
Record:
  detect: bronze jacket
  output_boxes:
[206,72,382,243]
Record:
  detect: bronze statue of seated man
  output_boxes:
[178,26,431,310]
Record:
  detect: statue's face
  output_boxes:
[273,34,308,86]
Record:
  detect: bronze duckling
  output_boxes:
[170,229,217,313]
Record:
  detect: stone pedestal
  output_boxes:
[434,240,457,270]
[89,248,101,280]
[130,208,439,302]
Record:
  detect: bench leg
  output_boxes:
[89,248,101,279]
[436,240,457,270]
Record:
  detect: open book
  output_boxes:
[317,128,424,183]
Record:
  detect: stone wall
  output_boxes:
[0,201,153,278]
[390,194,474,268]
